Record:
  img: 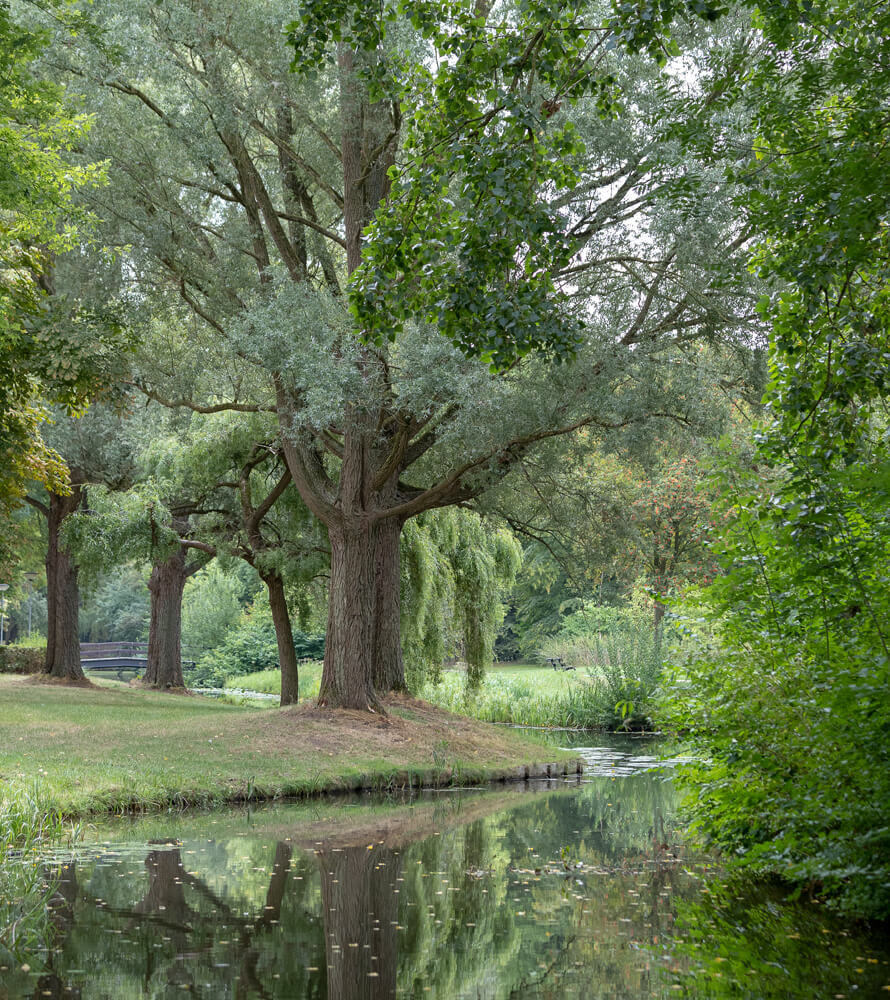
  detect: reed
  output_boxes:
[1,782,82,958]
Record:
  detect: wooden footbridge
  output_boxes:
[79,642,196,679]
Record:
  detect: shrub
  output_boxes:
[0,645,43,675]
[539,623,662,729]
[189,601,324,687]
[419,657,658,731]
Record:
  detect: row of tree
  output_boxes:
[2,0,762,708]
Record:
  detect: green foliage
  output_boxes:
[223,664,322,700]
[0,4,118,510]
[552,595,652,642]
[192,600,324,688]
[80,564,150,642]
[181,564,248,655]
[401,509,521,691]
[656,0,890,921]
[420,666,646,730]
[65,479,182,572]
[541,605,663,729]
[287,0,599,368]
[0,781,80,959]
[662,465,890,916]
[0,645,43,675]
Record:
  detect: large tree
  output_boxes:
[50,0,757,708]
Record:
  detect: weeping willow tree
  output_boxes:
[401,509,521,691]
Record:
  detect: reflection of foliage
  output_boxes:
[8,776,886,997]
[0,783,75,962]
[665,878,890,998]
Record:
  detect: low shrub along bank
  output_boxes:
[0,645,43,675]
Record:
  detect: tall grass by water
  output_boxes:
[224,642,661,729]
[221,660,322,698]
[418,658,657,730]
[1,783,81,957]
[0,783,78,862]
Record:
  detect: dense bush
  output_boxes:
[189,602,324,688]
[534,594,663,728]
[661,455,890,919]
[0,645,43,675]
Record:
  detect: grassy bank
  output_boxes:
[0,675,577,820]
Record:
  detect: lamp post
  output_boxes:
[0,583,8,645]
[24,573,38,638]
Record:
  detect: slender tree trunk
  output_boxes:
[44,487,85,681]
[145,547,188,688]
[654,600,666,631]
[259,841,292,925]
[373,514,406,692]
[263,570,300,707]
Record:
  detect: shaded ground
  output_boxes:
[0,676,578,818]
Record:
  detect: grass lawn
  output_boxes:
[223,661,323,697]
[476,661,587,695]
[0,675,578,819]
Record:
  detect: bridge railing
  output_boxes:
[79,642,198,677]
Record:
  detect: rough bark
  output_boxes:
[263,570,300,707]
[318,518,380,710]
[373,514,406,693]
[144,547,188,688]
[44,486,85,681]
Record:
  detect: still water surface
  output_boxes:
[2,737,888,998]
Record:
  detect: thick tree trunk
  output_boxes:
[144,547,188,688]
[263,570,300,707]
[319,519,380,709]
[373,514,406,693]
[44,487,85,681]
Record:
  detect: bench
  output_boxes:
[545,656,576,672]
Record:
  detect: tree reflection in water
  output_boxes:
[31,861,79,1000]
[2,775,888,999]
[318,844,399,999]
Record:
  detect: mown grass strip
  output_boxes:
[0,676,577,820]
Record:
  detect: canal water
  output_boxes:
[1,737,888,998]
